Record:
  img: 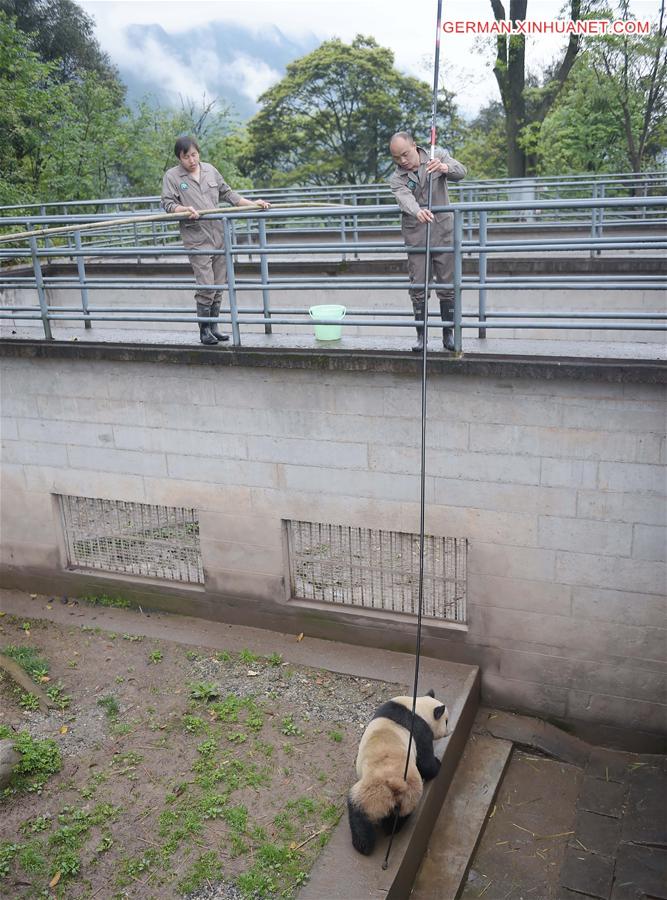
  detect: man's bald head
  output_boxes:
[390,133,420,171]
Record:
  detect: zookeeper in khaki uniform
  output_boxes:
[388,132,466,352]
[161,135,271,345]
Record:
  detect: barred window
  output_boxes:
[286,520,467,623]
[59,495,203,584]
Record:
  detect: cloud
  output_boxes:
[219,55,282,103]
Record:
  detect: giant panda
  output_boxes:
[347,690,449,855]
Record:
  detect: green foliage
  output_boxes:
[328,730,343,743]
[18,692,40,711]
[97,695,120,719]
[189,681,220,702]
[280,715,303,737]
[2,644,50,680]
[267,652,283,666]
[182,714,206,734]
[2,731,61,795]
[82,593,131,608]
[46,681,71,710]
[177,850,224,894]
[0,842,20,877]
[148,650,163,664]
[239,648,258,665]
[456,101,508,179]
[244,34,442,186]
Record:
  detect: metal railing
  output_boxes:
[2,171,665,253]
[0,195,665,351]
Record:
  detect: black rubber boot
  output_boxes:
[411,300,425,352]
[209,301,229,342]
[439,297,455,352]
[197,302,218,346]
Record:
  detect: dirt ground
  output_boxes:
[0,602,402,899]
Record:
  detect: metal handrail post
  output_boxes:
[352,194,359,259]
[28,234,52,339]
[73,230,91,329]
[597,184,605,255]
[478,210,487,339]
[453,209,463,353]
[590,182,598,258]
[340,210,347,263]
[258,218,272,334]
[222,217,241,346]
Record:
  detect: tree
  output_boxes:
[0,0,119,84]
[244,35,448,187]
[119,96,250,197]
[490,0,582,176]
[457,101,508,178]
[585,0,667,174]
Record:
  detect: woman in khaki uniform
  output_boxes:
[161,136,270,345]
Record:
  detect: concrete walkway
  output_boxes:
[2,324,666,361]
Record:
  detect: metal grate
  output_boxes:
[59,495,204,584]
[286,520,467,623]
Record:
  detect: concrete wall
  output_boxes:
[1,350,665,745]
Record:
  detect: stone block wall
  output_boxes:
[1,351,665,742]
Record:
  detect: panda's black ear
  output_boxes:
[426,689,435,698]
[434,705,447,720]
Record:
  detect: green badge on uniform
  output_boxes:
[180,182,188,190]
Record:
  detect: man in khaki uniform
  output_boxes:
[161,136,270,345]
[388,132,466,351]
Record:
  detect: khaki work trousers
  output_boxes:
[187,247,227,313]
[406,243,454,304]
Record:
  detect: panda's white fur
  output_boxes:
[347,691,448,855]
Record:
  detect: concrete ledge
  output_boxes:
[1,338,665,384]
[299,667,480,900]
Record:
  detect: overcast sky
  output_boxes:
[78,0,659,118]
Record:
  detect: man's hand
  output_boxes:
[416,208,435,223]
[255,199,271,210]
[181,206,199,219]
[426,159,449,175]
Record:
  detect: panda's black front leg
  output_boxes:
[415,735,441,781]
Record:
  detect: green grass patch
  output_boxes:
[178,850,224,894]
[82,594,131,609]
[97,695,120,719]
[1,730,62,796]
[1,645,49,681]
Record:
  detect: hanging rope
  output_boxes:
[382,0,443,871]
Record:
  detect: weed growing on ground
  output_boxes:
[1,645,49,681]
[0,727,62,795]
[121,633,144,642]
[281,715,303,737]
[17,692,40,711]
[149,650,163,664]
[329,730,343,742]
[189,681,219,702]
[215,650,232,662]
[267,652,283,666]
[178,850,224,893]
[182,714,206,734]
[239,648,258,665]
[46,682,72,710]
[97,695,120,720]
[82,594,131,609]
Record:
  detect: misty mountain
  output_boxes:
[116,20,319,120]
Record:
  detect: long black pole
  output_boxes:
[382,0,443,869]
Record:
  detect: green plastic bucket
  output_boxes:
[309,304,346,341]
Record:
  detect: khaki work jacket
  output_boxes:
[161,162,242,249]
[388,146,466,247]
